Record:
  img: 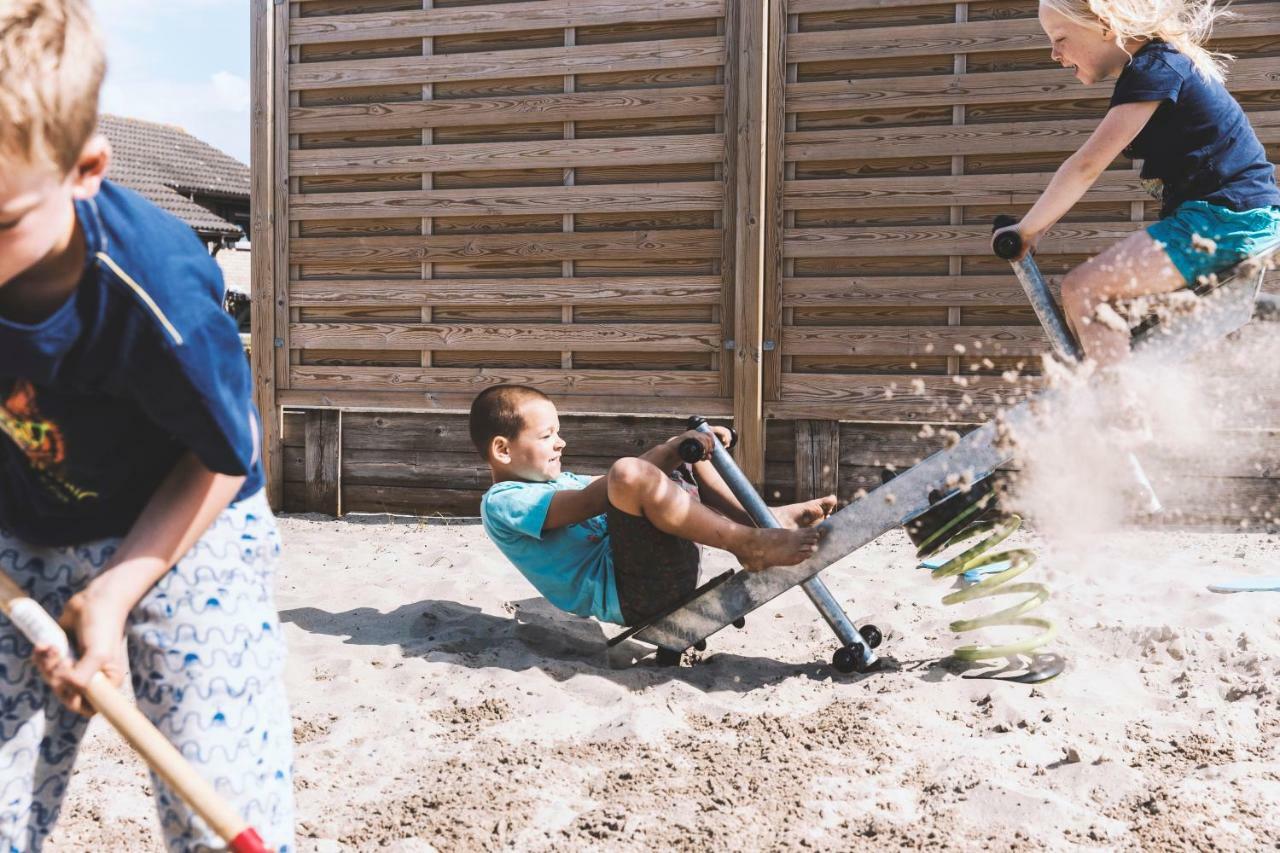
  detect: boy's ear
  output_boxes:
[490,436,511,464]
[70,135,111,201]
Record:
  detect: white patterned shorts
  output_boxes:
[0,490,295,852]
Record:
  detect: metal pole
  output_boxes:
[691,422,876,665]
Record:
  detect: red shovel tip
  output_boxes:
[230,827,270,853]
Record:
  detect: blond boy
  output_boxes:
[0,3,293,849]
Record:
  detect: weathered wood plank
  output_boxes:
[290,182,724,219]
[770,374,1039,422]
[291,0,725,45]
[279,388,733,416]
[782,325,1048,356]
[304,408,342,515]
[794,420,840,501]
[290,365,720,397]
[786,111,1280,162]
[783,170,1148,210]
[731,0,771,484]
[787,8,1280,64]
[782,275,1053,306]
[762,0,787,404]
[785,57,1278,114]
[341,483,484,516]
[290,276,723,306]
[291,37,726,91]
[289,321,721,351]
[783,221,1138,259]
[291,229,722,264]
[289,86,725,133]
[250,0,283,508]
[337,411,691,454]
[291,134,724,176]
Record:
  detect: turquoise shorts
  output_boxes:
[1147,200,1280,287]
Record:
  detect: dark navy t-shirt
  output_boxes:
[1110,41,1280,218]
[0,181,263,546]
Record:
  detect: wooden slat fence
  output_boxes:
[254,0,1280,525]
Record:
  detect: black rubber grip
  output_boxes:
[992,214,1022,260]
[678,437,706,464]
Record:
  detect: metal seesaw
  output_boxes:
[610,217,1278,675]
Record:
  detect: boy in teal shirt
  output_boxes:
[472,385,833,626]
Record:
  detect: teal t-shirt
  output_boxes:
[480,472,624,624]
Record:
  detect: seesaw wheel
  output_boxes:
[832,644,869,674]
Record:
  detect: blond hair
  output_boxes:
[1040,0,1232,83]
[0,0,106,173]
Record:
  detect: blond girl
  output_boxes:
[994,0,1280,365]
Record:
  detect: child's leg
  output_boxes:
[607,492,702,626]
[690,460,835,528]
[1060,229,1186,366]
[124,491,295,853]
[606,458,821,570]
[0,535,94,852]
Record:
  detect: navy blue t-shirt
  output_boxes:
[0,181,263,546]
[1110,41,1280,219]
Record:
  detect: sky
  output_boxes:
[91,0,251,164]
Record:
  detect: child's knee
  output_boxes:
[1060,268,1094,316]
[607,457,658,495]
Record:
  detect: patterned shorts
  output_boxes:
[0,490,295,852]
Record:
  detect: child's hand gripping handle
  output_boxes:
[677,417,737,464]
[0,571,270,853]
[991,214,1024,260]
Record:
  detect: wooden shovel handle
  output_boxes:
[0,571,268,853]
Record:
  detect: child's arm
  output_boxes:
[33,452,245,716]
[995,101,1161,259]
[542,428,726,531]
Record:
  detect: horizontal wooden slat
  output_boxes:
[787,7,1280,65]
[291,37,725,91]
[783,326,1048,356]
[783,221,1137,259]
[339,484,483,516]
[279,389,732,416]
[289,86,725,133]
[785,57,1278,114]
[789,18,1044,64]
[789,0,1004,10]
[782,275,1052,306]
[291,229,722,264]
[770,374,1037,422]
[290,0,724,45]
[289,322,722,351]
[336,411,691,453]
[290,366,720,397]
[786,110,1280,162]
[784,170,1147,210]
[290,182,723,219]
[290,276,723,306]
[291,134,724,176]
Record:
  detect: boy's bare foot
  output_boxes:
[734,527,823,571]
[774,495,836,528]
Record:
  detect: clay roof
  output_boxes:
[98,114,248,237]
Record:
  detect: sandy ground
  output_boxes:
[45,510,1280,851]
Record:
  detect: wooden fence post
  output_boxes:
[250,0,284,509]
[731,0,772,486]
[794,420,840,502]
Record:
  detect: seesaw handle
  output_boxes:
[0,571,269,853]
[992,213,1024,260]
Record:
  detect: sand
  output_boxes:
[44,511,1280,851]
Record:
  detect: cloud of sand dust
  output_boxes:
[999,300,1280,553]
